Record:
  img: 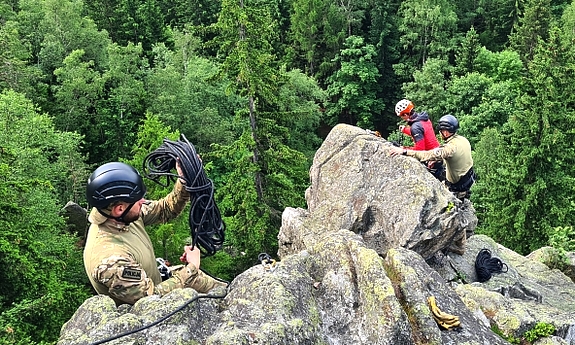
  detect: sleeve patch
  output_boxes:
[122,267,143,280]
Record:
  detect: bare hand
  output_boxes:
[389,147,405,157]
[176,159,186,185]
[179,245,200,269]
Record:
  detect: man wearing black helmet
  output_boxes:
[389,114,476,200]
[390,114,475,255]
[84,162,225,305]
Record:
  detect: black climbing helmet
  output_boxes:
[86,162,146,209]
[437,114,459,133]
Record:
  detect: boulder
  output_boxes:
[58,124,575,345]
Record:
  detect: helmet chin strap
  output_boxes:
[97,202,136,225]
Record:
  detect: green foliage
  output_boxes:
[53,48,105,159]
[288,0,347,82]
[0,20,39,97]
[214,0,279,104]
[35,0,110,75]
[209,131,274,272]
[325,35,384,128]
[403,58,452,121]
[473,48,524,84]
[0,90,91,344]
[53,43,148,165]
[476,0,520,51]
[208,119,310,274]
[473,28,575,254]
[0,89,87,204]
[446,72,493,118]
[491,323,521,344]
[146,30,240,154]
[454,26,481,76]
[458,81,519,146]
[207,0,314,275]
[200,250,236,282]
[276,68,325,158]
[549,225,575,251]
[159,0,221,28]
[524,322,556,342]
[85,0,169,55]
[509,0,553,63]
[395,0,459,76]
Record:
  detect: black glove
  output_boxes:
[391,141,401,147]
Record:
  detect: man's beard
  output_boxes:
[122,210,140,224]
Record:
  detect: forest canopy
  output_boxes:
[1,0,575,343]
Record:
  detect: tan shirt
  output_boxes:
[83,180,194,305]
[409,134,473,184]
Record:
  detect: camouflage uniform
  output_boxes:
[83,179,225,305]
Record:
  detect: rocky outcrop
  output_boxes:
[58,124,575,345]
[60,201,87,237]
[527,246,575,284]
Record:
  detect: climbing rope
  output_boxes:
[88,288,228,345]
[143,134,225,257]
[474,248,508,283]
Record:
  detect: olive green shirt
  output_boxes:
[407,134,473,184]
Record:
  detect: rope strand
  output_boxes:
[143,134,225,257]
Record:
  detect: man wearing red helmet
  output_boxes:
[394,99,443,178]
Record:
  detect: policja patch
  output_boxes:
[122,267,143,280]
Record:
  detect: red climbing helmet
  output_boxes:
[395,99,414,117]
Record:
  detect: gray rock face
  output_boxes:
[58,124,575,345]
[289,124,476,261]
[60,201,88,237]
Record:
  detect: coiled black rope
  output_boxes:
[475,248,508,282]
[142,134,225,257]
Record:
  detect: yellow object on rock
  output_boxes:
[428,296,461,330]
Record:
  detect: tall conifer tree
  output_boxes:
[210,0,309,271]
[475,28,575,253]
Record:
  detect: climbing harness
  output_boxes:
[427,295,461,330]
[445,168,477,200]
[258,253,277,272]
[474,248,508,283]
[143,134,225,257]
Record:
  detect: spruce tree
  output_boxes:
[475,28,575,253]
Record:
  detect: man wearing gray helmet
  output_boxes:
[83,161,225,305]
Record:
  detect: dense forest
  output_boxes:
[1,0,575,343]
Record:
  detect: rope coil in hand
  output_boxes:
[143,134,225,257]
[474,248,508,282]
